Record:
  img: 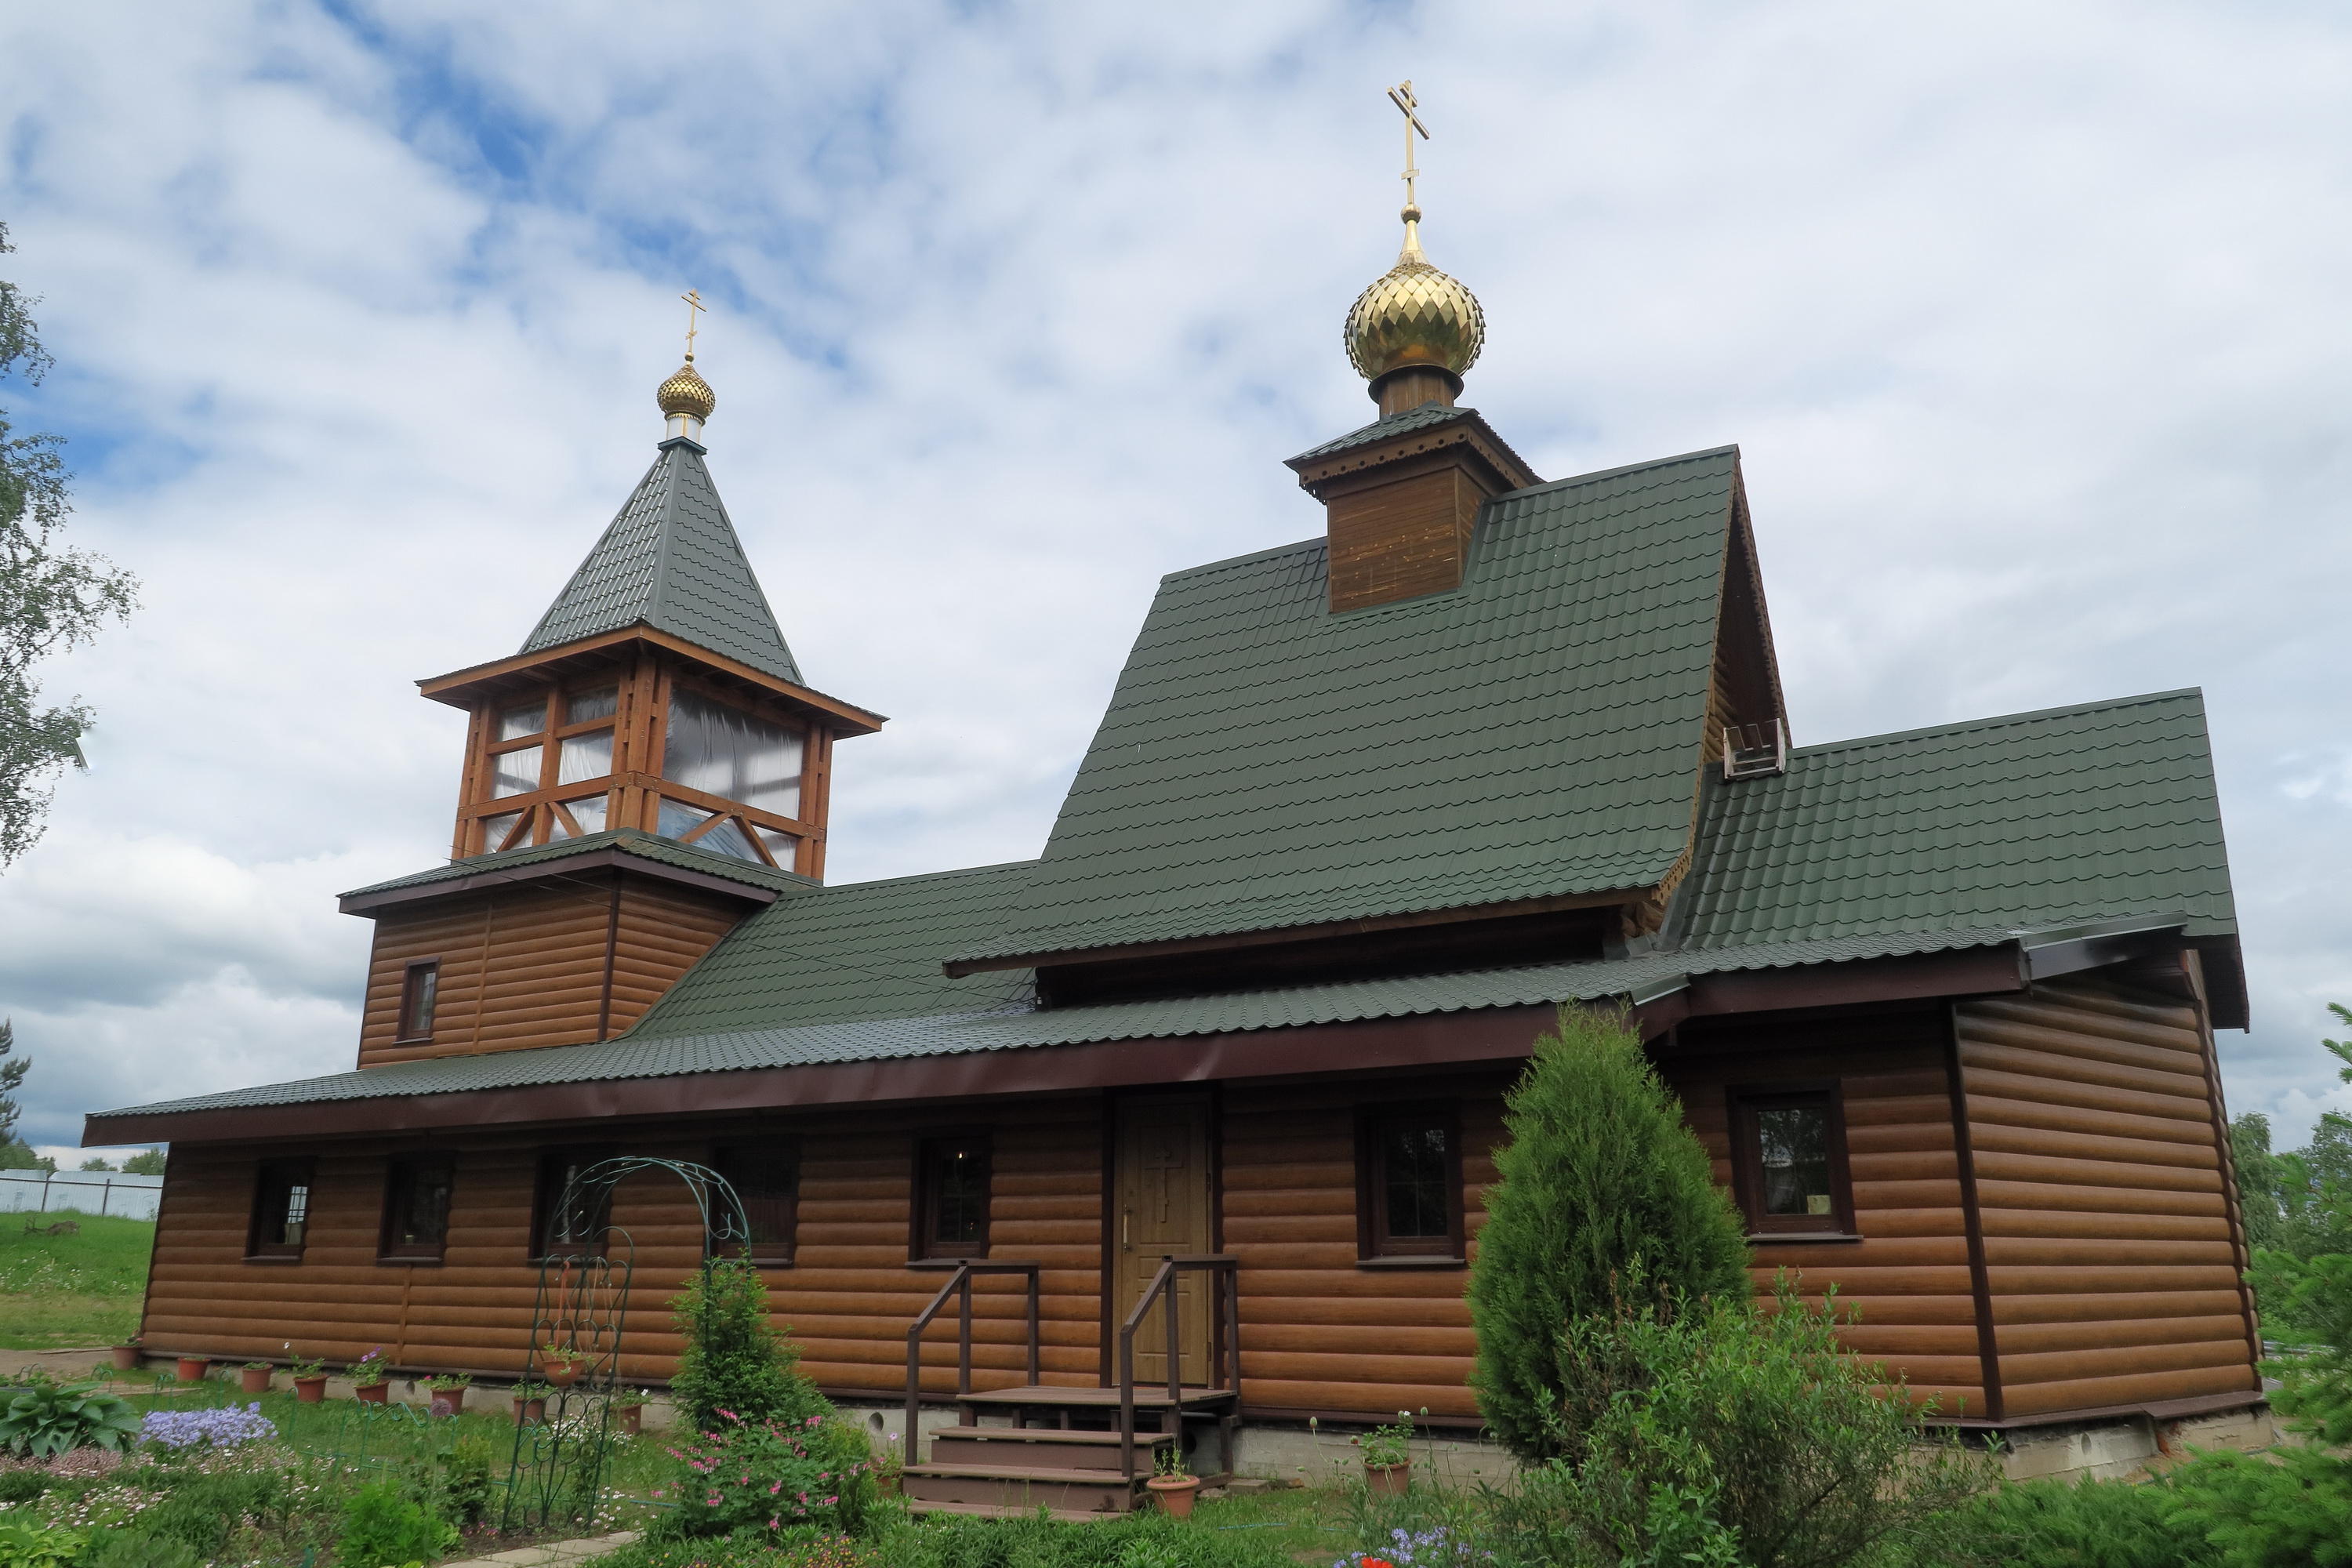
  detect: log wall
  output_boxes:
[354,874,745,1067]
[1955,974,2260,1418]
[1662,1008,1992,1418]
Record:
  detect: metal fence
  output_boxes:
[0,1168,163,1221]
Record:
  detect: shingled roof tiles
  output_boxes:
[1287,400,1473,463]
[1678,688,2237,947]
[957,446,1745,963]
[627,860,1038,1037]
[521,440,803,684]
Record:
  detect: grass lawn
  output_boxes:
[0,1211,153,1350]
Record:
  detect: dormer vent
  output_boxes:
[1723,720,1787,782]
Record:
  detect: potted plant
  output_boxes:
[510,1380,550,1426]
[174,1354,209,1384]
[289,1354,328,1403]
[1145,1443,1199,1518]
[240,1360,274,1396]
[350,1346,391,1404]
[536,1341,587,1388]
[609,1387,645,1436]
[1354,1410,1418,1497]
[428,1372,472,1417]
[111,1336,143,1374]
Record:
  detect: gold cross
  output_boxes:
[1388,80,1430,209]
[681,288,708,361]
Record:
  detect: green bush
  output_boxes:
[670,1256,829,1436]
[1484,1283,1994,1568]
[1955,1476,2212,1568]
[0,1382,140,1457]
[0,1519,83,1568]
[1466,1005,1751,1461]
[131,1468,289,1559]
[336,1479,453,1568]
[650,1410,873,1541]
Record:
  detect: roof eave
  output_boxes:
[416,624,887,735]
[339,842,797,915]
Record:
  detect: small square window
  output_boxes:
[380,1156,454,1261]
[498,701,546,741]
[913,1136,990,1261]
[396,960,439,1044]
[564,685,619,726]
[491,744,543,798]
[712,1141,800,1265]
[1357,1107,1465,1261]
[532,1146,618,1260]
[1728,1085,1857,1238]
[248,1159,316,1260]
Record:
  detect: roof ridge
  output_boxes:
[823,858,1039,895]
[1788,687,2206,760]
[1494,443,1740,503]
[1158,536,1326,585]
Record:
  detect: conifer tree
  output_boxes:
[1467,1005,1751,1461]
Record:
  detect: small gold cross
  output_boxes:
[1388,81,1430,209]
[681,288,708,361]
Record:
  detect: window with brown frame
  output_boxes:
[532,1145,619,1260]
[711,1141,800,1266]
[1726,1083,1857,1238]
[1356,1105,1465,1262]
[911,1135,990,1261]
[394,960,440,1044]
[379,1154,455,1262]
[247,1159,316,1261]
[468,681,622,858]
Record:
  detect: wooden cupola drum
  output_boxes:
[1290,82,1542,614]
[420,312,883,880]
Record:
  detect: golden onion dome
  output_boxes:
[1344,206,1485,383]
[656,358,717,422]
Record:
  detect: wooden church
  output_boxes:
[89,121,2264,1506]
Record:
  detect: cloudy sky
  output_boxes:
[2,2,2348,1160]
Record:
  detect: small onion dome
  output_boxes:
[656,358,717,422]
[1344,207,1485,382]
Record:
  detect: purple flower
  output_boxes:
[140,1403,278,1450]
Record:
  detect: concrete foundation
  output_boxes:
[1994,1403,2278,1485]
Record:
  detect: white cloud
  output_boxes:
[1,0,2349,1150]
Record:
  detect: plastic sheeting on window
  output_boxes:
[656,798,712,840]
[693,817,762,862]
[754,826,797,868]
[491,745,542,798]
[662,690,802,818]
[558,731,613,785]
[565,685,619,725]
[561,795,608,835]
[477,811,522,854]
[499,702,546,741]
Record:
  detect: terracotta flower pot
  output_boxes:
[430,1386,467,1417]
[1146,1474,1200,1519]
[111,1346,142,1373]
[540,1359,582,1388]
[175,1356,209,1384]
[294,1376,328,1403]
[354,1381,390,1405]
[876,1472,902,1497]
[511,1395,546,1426]
[1364,1461,1411,1497]
[613,1403,643,1436]
[241,1367,272,1395]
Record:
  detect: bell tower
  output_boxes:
[418,317,882,879]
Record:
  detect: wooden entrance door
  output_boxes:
[1112,1099,1213,1388]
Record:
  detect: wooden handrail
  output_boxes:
[902,1260,1041,1462]
[1116,1253,1241,1483]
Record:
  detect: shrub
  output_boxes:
[336,1479,454,1568]
[670,1257,829,1435]
[132,1469,290,1559]
[0,1382,142,1457]
[0,1519,84,1568]
[1955,1475,2212,1568]
[1484,1283,1994,1568]
[1466,1005,1751,1461]
[652,1410,872,1540]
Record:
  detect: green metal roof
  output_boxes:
[1289,400,1474,463]
[521,438,803,683]
[955,445,1743,964]
[1676,688,2238,947]
[338,829,811,902]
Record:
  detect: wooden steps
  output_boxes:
[904,1385,1237,1519]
